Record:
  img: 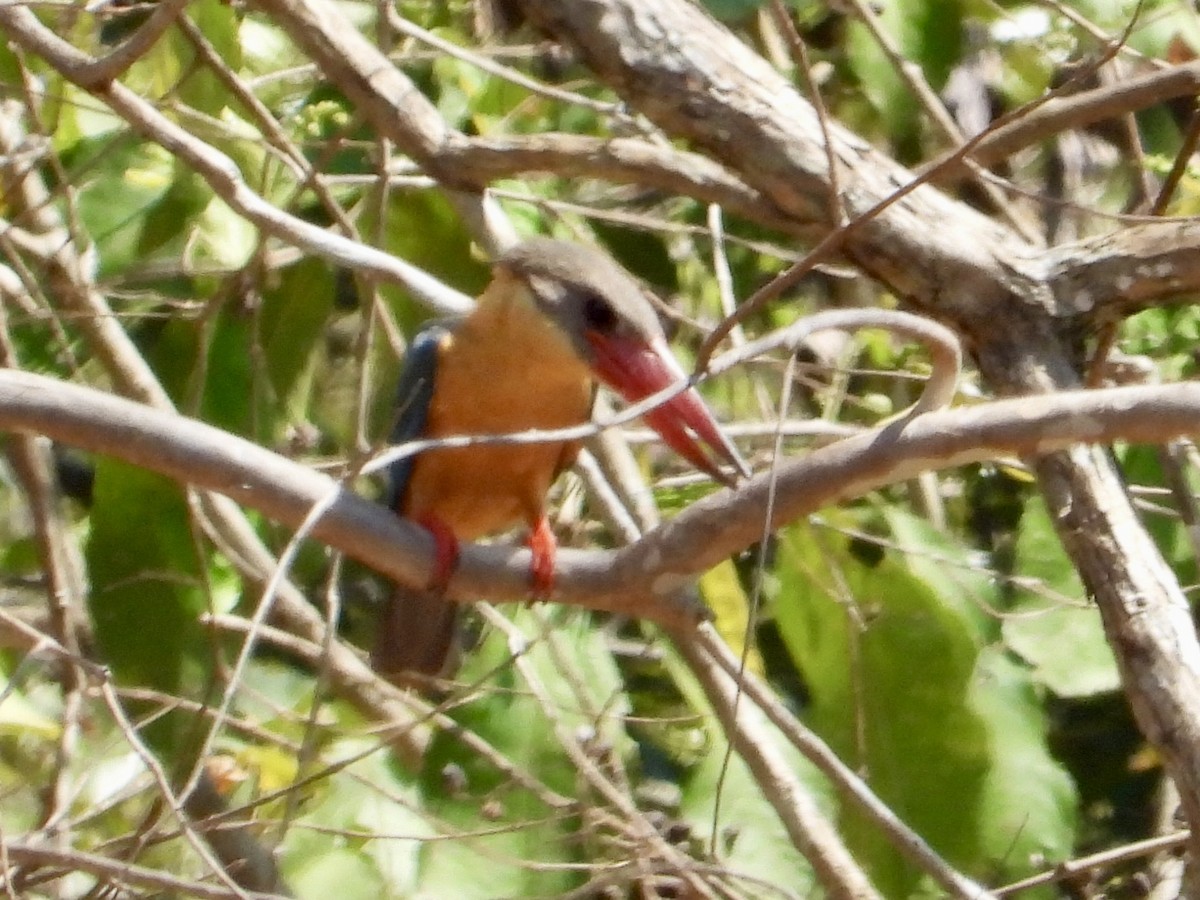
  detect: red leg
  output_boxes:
[417,515,459,593]
[527,515,557,599]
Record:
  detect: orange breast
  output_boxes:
[401,274,594,539]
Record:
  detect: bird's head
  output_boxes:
[498,238,750,487]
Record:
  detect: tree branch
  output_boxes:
[6,369,1200,626]
[508,0,1200,864]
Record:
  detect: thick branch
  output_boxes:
[441,134,802,235]
[5,369,1200,622]
[513,0,1033,314]
[1043,220,1200,320]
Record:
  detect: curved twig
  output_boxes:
[706,308,962,417]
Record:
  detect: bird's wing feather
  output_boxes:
[387,321,456,511]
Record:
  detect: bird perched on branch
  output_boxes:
[371,238,749,683]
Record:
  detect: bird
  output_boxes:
[371,237,750,683]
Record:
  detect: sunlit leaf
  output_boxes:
[775,509,1076,891]
[0,688,60,738]
[1002,499,1120,698]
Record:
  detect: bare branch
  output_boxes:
[2,839,278,900]
[1044,220,1200,319]
[676,629,889,900]
[5,369,1200,624]
[441,134,800,235]
[928,61,1200,181]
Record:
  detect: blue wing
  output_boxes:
[386,322,455,511]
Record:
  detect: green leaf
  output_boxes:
[72,142,176,278]
[135,161,213,262]
[0,40,21,90]
[259,258,336,417]
[774,509,1077,891]
[1001,499,1120,698]
[290,848,385,900]
[86,460,212,750]
[700,558,762,671]
[150,305,259,437]
[970,649,1077,884]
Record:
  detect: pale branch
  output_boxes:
[675,631,888,900]
[1042,219,1200,319]
[1,839,279,900]
[633,385,1200,577]
[997,830,1190,896]
[440,134,801,235]
[4,369,1200,623]
[1033,445,1200,846]
[16,0,1200,339]
[71,0,192,84]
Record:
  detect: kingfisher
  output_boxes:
[372,238,750,682]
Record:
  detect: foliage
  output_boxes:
[1,0,1198,897]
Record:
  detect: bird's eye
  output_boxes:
[581,292,619,333]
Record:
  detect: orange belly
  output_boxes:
[404,441,579,538]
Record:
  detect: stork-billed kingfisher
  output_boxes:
[372,238,750,681]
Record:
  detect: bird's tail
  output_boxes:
[371,587,460,687]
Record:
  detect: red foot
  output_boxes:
[418,515,460,593]
[527,516,557,600]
